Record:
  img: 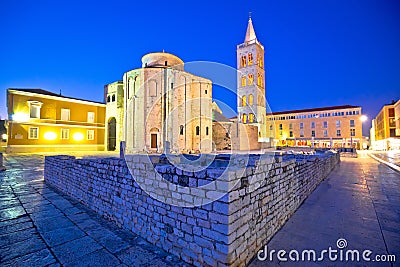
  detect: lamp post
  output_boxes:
[360,115,368,150]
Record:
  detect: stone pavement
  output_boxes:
[250,151,400,266]
[0,154,187,267]
[1,152,399,267]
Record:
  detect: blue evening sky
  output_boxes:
[0,0,399,135]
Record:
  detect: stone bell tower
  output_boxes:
[237,15,267,139]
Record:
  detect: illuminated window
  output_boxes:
[61,109,70,121]
[241,76,246,87]
[196,126,200,135]
[248,53,253,65]
[249,113,254,123]
[248,74,254,85]
[28,127,39,139]
[29,101,42,119]
[61,129,69,140]
[350,129,355,136]
[242,95,247,107]
[242,114,247,123]
[241,55,246,67]
[258,56,263,68]
[249,94,254,105]
[257,73,262,86]
[87,130,95,140]
[87,112,95,123]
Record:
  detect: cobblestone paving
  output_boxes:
[250,152,400,266]
[373,151,400,168]
[0,154,187,267]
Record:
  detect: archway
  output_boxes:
[108,117,117,151]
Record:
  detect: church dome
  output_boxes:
[141,52,184,70]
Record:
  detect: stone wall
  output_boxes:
[44,152,339,267]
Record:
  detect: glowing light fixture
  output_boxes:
[73,132,84,141]
[12,112,29,122]
[360,115,367,122]
[1,134,7,140]
[44,131,57,140]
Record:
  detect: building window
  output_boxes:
[311,122,315,128]
[323,121,328,128]
[337,130,341,137]
[205,89,207,94]
[257,56,263,68]
[242,114,247,124]
[241,55,246,67]
[241,76,246,87]
[107,95,110,103]
[242,95,247,107]
[257,73,262,86]
[196,126,200,135]
[336,120,341,128]
[248,74,254,85]
[28,127,39,139]
[249,113,254,123]
[248,53,253,65]
[289,131,293,137]
[206,127,209,135]
[61,129,69,140]
[350,129,355,137]
[87,130,95,140]
[289,123,293,130]
[29,102,42,119]
[279,124,283,130]
[350,120,355,127]
[112,94,116,102]
[311,130,315,137]
[323,130,328,137]
[61,109,70,121]
[300,130,304,137]
[87,112,95,123]
[300,122,304,129]
[249,94,253,105]
[269,125,273,131]
[180,125,184,135]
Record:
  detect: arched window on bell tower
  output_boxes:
[248,73,254,85]
[241,76,246,87]
[242,95,247,107]
[248,53,253,65]
[241,55,247,68]
[249,94,254,106]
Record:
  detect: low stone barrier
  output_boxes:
[44,152,340,267]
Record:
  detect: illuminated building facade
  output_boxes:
[266,105,363,149]
[370,100,400,150]
[106,52,213,154]
[6,88,106,153]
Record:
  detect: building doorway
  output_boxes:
[151,134,157,149]
[108,117,116,151]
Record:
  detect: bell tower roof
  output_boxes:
[244,16,257,43]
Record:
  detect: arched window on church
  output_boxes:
[107,95,110,103]
[241,55,246,67]
[241,76,246,87]
[196,126,200,136]
[242,95,247,107]
[249,94,253,106]
[242,113,247,124]
[112,94,116,102]
[257,73,262,86]
[249,113,254,123]
[248,53,253,65]
[258,56,263,68]
[248,73,254,85]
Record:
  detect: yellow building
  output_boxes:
[6,88,106,153]
[370,100,400,150]
[266,105,363,149]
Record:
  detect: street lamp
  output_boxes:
[360,115,367,122]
